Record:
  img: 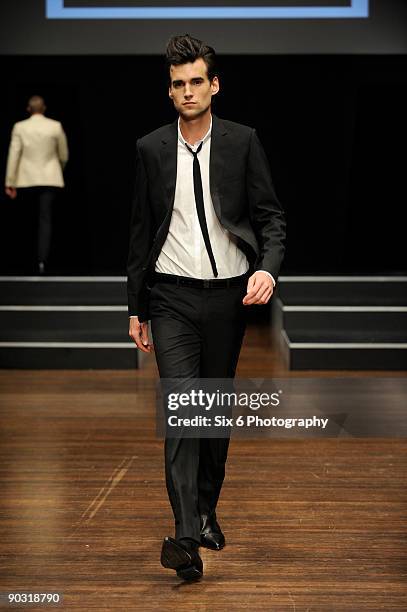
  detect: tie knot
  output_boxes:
[185,140,203,158]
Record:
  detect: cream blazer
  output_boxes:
[5,114,69,188]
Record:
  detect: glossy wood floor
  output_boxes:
[0,323,406,611]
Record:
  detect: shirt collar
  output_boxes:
[178,114,212,149]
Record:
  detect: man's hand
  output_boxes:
[5,187,17,199]
[243,271,274,306]
[129,316,154,353]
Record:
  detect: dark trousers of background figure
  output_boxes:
[150,275,249,544]
[18,187,59,266]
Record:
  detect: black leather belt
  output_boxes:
[152,270,250,289]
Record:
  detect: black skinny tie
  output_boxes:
[184,140,218,277]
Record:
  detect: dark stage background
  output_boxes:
[0,54,406,275]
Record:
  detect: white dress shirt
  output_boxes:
[130,114,274,318]
[155,115,251,279]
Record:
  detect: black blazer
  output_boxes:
[127,113,286,321]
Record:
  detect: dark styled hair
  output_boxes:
[165,34,217,84]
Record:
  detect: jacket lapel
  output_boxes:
[160,118,178,212]
[209,114,227,222]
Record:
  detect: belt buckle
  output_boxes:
[203,279,211,288]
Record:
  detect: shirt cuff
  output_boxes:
[257,270,276,287]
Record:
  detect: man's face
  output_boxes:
[168,57,219,120]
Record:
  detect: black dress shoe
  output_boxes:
[200,513,225,550]
[160,536,203,581]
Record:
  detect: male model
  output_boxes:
[5,95,69,274]
[127,34,286,580]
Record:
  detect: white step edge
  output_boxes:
[282,306,407,312]
[0,342,135,348]
[280,329,407,349]
[278,276,407,282]
[3,305,405,313]
[0,306,127,311]
[0,275,406,282]
[0,276,127,282]
[289,342,407,349]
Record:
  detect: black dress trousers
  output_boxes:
[150,272,249,543]
[19,186,59,264]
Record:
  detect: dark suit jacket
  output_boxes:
[127,113,286,321]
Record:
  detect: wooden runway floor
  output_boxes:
[0,323,406,611]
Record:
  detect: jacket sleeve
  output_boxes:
[126,140,153,321]
[5,124,22,187]
[57,123,69,169]
[246,128,286,283]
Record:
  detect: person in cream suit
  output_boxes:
[5,95,69,273]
